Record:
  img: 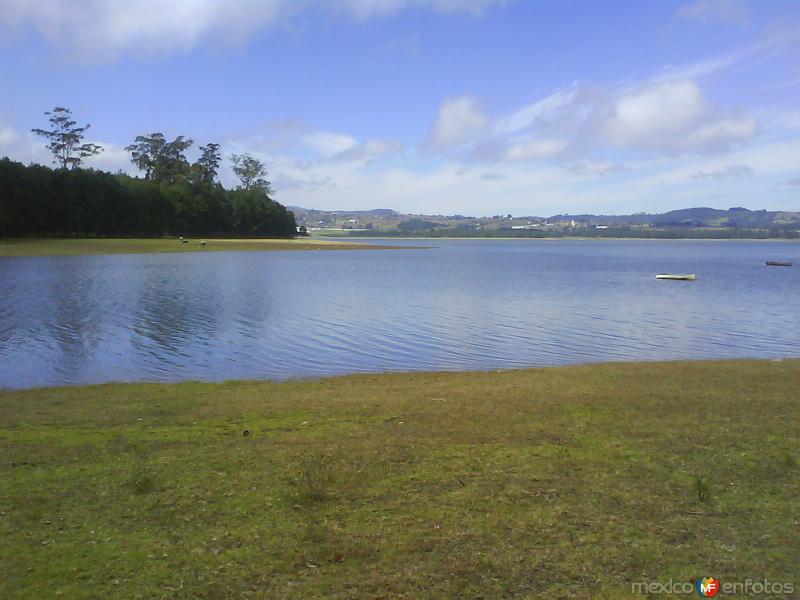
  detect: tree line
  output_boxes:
[0,107,297,238]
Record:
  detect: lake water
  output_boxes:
[1,239,799,389]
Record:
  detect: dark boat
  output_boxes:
[766,260,792,267]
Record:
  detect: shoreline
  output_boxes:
[2,236,795,257]
[0,237,410,258]
[4,356,799,392]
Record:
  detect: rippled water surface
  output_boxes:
[1,239,799,389]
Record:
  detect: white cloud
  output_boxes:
[336,0,505,18]
[219,123,404,194]
[332,139,402,162]
[0,125,19,146]
[430,95,488,147]
[302,131,358,156]
[89,143,138,174]
[653,33,800,83]
[602,80,704,146]
[504,139,566,161]
[494,89,577,136]
[720,138,800,175]
[426,90,575,163]
[676,0,750,26]
[234,123,401,167]
[478,33,800,162]
[429,78,759,164]
[615,137,800,191]
[757,108,800,132]
[684,117,758,148]
[566,161,626,176]
[271,171,333,192]
[599,79,758,153]
[0,0,507,61]
[689,163,754,180]
[271,159,577,215]
[0,0,290,60]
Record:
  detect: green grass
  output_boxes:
[1,360,798,598]
[0,237,397,257]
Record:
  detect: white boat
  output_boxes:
[656,274,696,280]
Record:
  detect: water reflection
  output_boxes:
[134,266,219,352]
[47,259,101,380]
[1,240,798,389]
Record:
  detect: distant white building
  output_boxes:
[511,222,542,230]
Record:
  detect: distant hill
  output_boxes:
[289,207,397,218]
[291,205,800,230]
[547,207,799,228]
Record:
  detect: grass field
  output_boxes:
[1,360,798,598]
[0,237,396,257]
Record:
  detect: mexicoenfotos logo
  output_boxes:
[696,577,720,597]
[632,577,795,595]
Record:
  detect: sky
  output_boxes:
[0,0,799,216]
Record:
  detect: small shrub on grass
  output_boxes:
[694,475,711,504]
[128,461,156,495]
[298,454,335,502]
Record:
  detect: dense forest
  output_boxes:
[0,108,297,238]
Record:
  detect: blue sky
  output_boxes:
[1,0,798,216]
